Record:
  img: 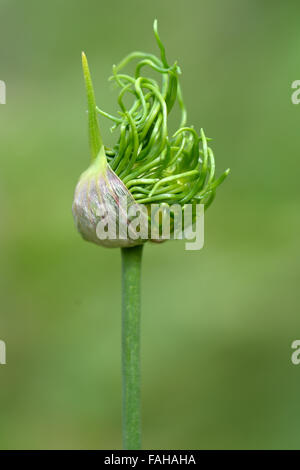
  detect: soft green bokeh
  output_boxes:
[0,0,300,449]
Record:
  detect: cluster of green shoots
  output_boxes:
[97,20,229,209]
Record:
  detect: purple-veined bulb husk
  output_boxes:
[72,148,148,248]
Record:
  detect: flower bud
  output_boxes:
[73,22,230,249]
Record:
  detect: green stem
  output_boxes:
[121,244,144,450]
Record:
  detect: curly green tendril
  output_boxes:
[92,20,230,209]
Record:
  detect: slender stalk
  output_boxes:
[121,244,143,450]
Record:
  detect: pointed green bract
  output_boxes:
[82,52,103,160]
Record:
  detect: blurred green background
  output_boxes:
[0,0,300,450]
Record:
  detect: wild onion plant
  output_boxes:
[73,20,229,449]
